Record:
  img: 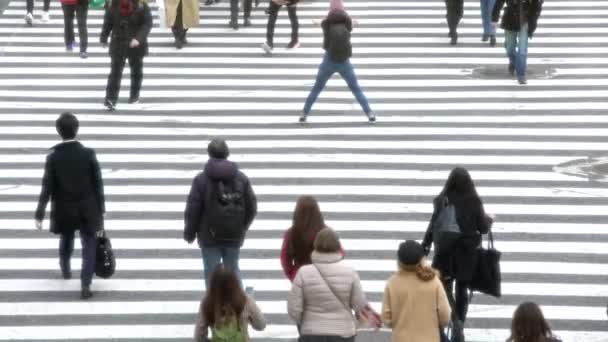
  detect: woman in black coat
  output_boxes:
[100,0,152,110]
[422,167,493,342]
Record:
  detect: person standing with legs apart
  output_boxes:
[35,113,105,300]
[421,167,494,342]
[480,0,496,46]
[61,0,89,58]
[492,0,543,85]
[301,7,374,123]
[24,0,50,26]
[100,0,153,110]
[183,138,258,289]
[165,0,199,49]
[445,0,463,45]
[261,0,299,54]
[229,0,253,29]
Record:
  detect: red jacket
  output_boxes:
[280,230,301,282]
[280,229,345,282]
[60,0,79,5]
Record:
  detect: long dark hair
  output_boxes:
[287,196,327,267]
[506,302,555,342]
[440,167,478,199]
[202,264,246,327]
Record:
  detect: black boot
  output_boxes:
[204,0,213,5]
[451,319,465,342]
[80,285,93,300]
[450,31,458,45]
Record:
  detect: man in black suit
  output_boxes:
[35,112,105,299]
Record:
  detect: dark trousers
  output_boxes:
[26,0,50,13]
[231,0,252,23]
[171,1,188,42]
[442,277,469,322]
[445,0,463,34]
[61,1,88,52]
[266,1,298,46]
[105,52,143,102]
[59,230,96,286]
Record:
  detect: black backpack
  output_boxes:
[327,22,351,62]
[95,231,116,279]
[206,177,247,243]
[431,197,462,255]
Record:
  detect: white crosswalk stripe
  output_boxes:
[0,0,607,341]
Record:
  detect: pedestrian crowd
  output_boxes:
[32,112,576,342]
[22,0,543,117]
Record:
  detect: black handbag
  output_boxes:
[95,231,116,279]
[470,229,501,298]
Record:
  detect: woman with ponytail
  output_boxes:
[382,240,451,342]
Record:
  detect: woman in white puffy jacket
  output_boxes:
[287,228,380,342]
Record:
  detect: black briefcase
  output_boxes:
[95,231,116,279]
[470,229,501,298]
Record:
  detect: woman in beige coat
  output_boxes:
[382,240,452,342]
[287,228,380,342]
[164,0,199,49]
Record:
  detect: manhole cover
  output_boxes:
[470,65,556,80]
[554,157,608,182]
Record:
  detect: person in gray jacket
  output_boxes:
[288,228,380,341]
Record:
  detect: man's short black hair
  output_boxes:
[207,138,229,159]
[56,112,79,140]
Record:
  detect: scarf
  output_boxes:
[329,0,344,11]
[119,0,133,17]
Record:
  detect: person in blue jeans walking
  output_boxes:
[183,138,258,289]
[492,0,543,85]
[480,0,497,46]
[301,8,374,123]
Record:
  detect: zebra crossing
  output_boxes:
[0,0,607,340]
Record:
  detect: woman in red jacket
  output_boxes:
[60,0,89,58]
[280,196,327,282]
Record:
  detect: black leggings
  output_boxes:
[26,0,50,14]
[445,0,464,33]
[61,1,88,52]
[266,1,298,46]
[442,277,470,322]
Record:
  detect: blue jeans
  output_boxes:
[480,0,496,35]
[303,53,371,115]
[201,246,242,288]
[504,24,529,77]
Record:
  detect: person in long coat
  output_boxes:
[164,0,199,49]
[34,113,105,300]
[100,0,153,110]
[421,167,493,342]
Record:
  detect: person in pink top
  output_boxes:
[280,196,328,281]
[60,0,89,58]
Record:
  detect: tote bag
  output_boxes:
[470,229,501,298]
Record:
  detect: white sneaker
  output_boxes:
[41,11,50,22]
[261,42,273,55]
[24,12,34,26]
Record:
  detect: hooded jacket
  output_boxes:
[184,158,257,247]
[321,9,353,62]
